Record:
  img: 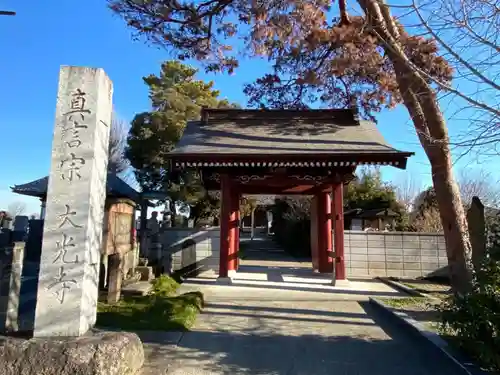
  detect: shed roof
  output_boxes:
[11,173,141,203]
[170,109,412,166]
[344,208,399,218]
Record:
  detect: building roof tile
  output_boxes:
[11,174,140,203]
[170,109,412,158]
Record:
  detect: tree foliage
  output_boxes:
[126,60,234,191]
[110,0,475,293]
[126,61,237,223]
[345,168,399,211]
[109,0,451,121]
[271,196,312,258]
[345,168,410,230]
[239,197,257,219]
[438,250,500,371]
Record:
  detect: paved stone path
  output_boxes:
[140,239,463,374]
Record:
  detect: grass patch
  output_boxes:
[150,274,180,296]
[400,282,421,289]
[96,275,204,331]
[379,296,428,308]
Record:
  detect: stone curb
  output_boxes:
[376,277,441,301]
[369,297,476,375]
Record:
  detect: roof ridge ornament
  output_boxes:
[199,108,357,123]
[200,106,209,125]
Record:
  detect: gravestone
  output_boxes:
[107,253,122,304]
[13,216,29,232]
[0,242,25,333]
[467,196,486,273]
[12,216,29,242]
[33,66,113,337]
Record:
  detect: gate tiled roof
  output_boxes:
[171,109,409,156]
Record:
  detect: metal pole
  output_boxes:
[0,11,16,16]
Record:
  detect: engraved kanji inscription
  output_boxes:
[60,153,85,181]
[61,88,90,145]
[61,120,87,141]
[63,89,91,118]
[57,205,83,229]
[65,139,82,148]
[54,234,79,264]
[47,266,77,304]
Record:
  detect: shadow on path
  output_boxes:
[140,300,465,375]
[185,277,401,298]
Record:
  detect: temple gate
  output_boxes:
[169,108,412,281]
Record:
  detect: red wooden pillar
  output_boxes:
[317,191,333,273]
[219,174,232,278]
[235,194,240,269]
[228,189,239,272]
[310,196,319,271]
[332,182,346,280]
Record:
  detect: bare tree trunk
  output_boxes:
[359,0,472,294]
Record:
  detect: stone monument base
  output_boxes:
[0,330,144,375]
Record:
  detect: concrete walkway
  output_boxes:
[140,239,463,374]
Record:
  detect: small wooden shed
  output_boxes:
[11,174,142,283]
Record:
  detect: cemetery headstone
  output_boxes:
[107,253,122,304]
[33,66,112,337]
[13,216,29,232]
[0,242,25,333]
[12,215,29,241]
[467,196,486,273]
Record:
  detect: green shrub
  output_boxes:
[97,291,204,331]
[150,275,180,297]
[438,256,500,371]
[271,197,311,258]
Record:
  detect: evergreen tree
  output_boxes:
[126,61,237,223]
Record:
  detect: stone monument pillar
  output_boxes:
[467,196,486,273]
[33,66,112,337]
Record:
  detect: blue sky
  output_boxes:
[0,0,496,216]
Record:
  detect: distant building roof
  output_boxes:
[11,174,141,203]
[170,108,413,168]
[344,208,399,218]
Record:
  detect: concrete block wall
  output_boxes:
[161,228,220,274]
[344,231,447,278]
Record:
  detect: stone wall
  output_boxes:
[159,228,446,279]
[160,228,220,275]
[344,231,447,278]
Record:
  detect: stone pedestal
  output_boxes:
[136,266,154,281]
[107,254,123,304]
[33,66,113,337]
[0,331,144,375]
